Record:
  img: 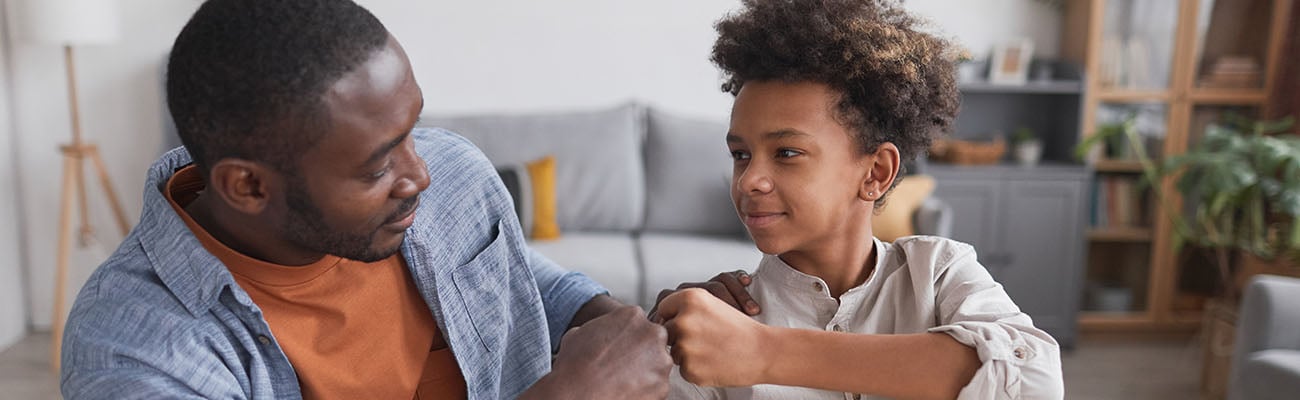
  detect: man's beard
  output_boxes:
[280,178,415,263]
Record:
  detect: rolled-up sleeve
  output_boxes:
[526,246,609,351]
[927,250,1064,400]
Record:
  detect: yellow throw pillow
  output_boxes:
[526,156,561,240]
[872,175,936,242]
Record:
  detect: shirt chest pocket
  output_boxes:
[450,220,516,353]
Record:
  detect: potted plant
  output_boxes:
[1011,127,1042,166]
[1078,114,1300,299]
[954,47,984,84]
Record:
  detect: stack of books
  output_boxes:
[1090,176,1150,229]
[1200,56,1262,88]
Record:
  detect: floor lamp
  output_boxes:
[19,0,130,372]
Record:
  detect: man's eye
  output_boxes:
[776,149,801,158]
[368,163,393,180]
[730,150,750,161]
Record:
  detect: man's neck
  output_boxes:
[184,192,326,266]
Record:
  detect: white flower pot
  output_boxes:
[1014,140,1043,166]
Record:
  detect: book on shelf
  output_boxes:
[1200,56,1263,88]
[1089,175,1150,230]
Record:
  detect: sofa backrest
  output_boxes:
[642,107,746,237]
[421,103,646,232]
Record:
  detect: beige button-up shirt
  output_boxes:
[669,236,1064,400]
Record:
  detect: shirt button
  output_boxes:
[814,282,824,292]
[258,335,271,345]
[832,324,844,332]
[1013,347,1027,359]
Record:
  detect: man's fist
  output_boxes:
[551,306,673,399]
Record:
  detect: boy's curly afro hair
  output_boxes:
[712,0,960,163]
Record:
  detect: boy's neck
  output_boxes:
[779,233,877,299]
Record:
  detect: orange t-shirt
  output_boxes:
[165,166,466,400]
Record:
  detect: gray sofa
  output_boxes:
[1229,274,1300,400]
[422,103,950,308]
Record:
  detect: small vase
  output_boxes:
[958,61,986,84]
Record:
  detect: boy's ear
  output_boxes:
[859,142,901,202]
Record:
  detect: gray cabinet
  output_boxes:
[931,164,1088,347]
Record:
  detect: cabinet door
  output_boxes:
[1000,179,1085,345]
[931,179,1004,272]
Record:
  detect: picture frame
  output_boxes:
[988,38,1035,85]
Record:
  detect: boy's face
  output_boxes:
[726,80,876,255]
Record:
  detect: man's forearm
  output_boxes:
[568,294,623,330]
[761,328,979,400]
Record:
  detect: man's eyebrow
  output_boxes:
[363,131,410,166]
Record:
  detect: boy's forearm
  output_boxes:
[763,327,979,400]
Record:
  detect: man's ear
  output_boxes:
[859,142,901,202]
[207,159,278,215]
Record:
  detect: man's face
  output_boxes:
[277,36,429,262]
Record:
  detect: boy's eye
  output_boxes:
[776,149,801,158]
[730,150,751,161]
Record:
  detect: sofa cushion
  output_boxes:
[643,107,746,237]
[1238,350,1300,400]
[496,155,563,239]
[423,103,646,232]
[874,174,936,241]
[638,233,763,309]
[528,233,640,306]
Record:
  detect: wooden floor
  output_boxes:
[1,333,1205,399]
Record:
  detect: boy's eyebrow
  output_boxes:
[727,128,810,144]
[765,128,809,140]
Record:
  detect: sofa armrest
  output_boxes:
[1229,275,1300,400]
[913,196,952,238]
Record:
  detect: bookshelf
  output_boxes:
[1063,0,1293,333]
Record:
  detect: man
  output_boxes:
[59,0,671,398]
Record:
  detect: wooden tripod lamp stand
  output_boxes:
[20,0,130,371]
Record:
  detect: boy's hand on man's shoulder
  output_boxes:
[650,269,759,322]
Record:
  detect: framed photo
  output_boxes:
[989,38,1034,85]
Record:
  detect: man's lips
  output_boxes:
[385,200,419,228]
[742,211,786,228]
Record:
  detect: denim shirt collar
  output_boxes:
[136,147,254,317]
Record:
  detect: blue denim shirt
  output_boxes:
[60,128,608,399]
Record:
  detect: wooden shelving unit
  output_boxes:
[1086,227,1154,243]
[1064,0,1293,333]
[1091,159,1144,173]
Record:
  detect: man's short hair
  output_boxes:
[166,0,389,173]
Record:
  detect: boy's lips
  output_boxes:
[742,211,786,228]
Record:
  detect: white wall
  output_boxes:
[4,0,1062,330]
[0,0,29,349]
[908,0,1063,61]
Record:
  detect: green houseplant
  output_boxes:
[1012,127,1042,166]
[1078,114,1300,300]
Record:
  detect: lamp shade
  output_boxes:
[18,0,121,45]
